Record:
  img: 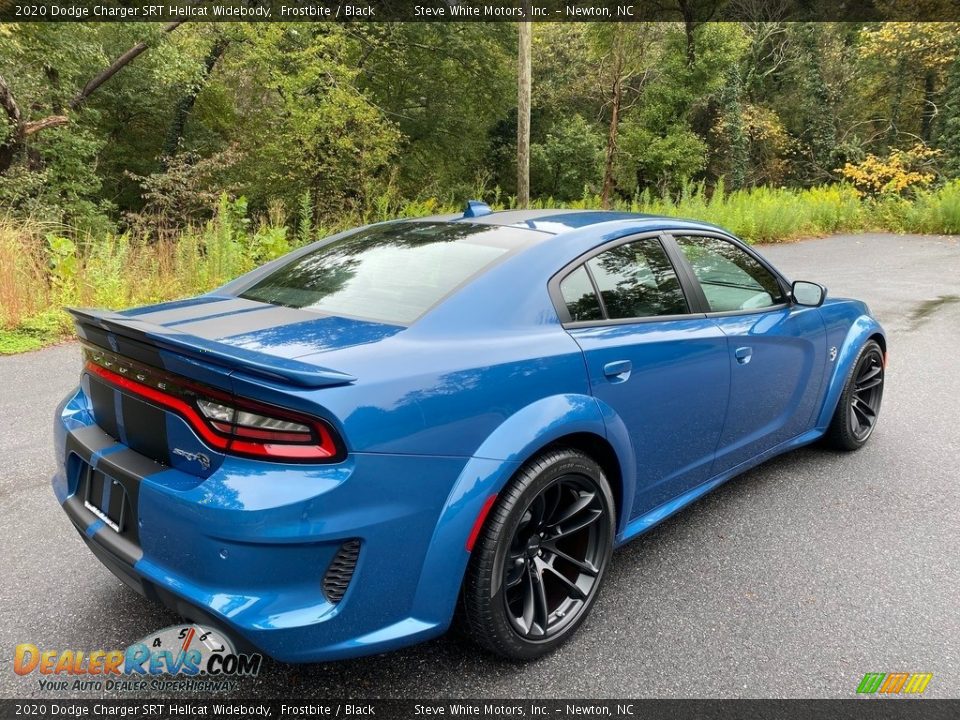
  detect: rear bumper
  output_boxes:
[53,387,506,662]
[67,511,258,655]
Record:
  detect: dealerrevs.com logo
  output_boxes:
[14,624,262,693]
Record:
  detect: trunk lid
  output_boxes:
[69,296,395,475]
[70,295,406,387]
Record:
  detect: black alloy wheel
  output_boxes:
[849,347,884,441]
[460,449,615,660]
[502,474,608,639]
[826,339,885,450]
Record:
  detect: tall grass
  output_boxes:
[0,220,51,332]
[2,181,959,353]
[899,181,960,234]
[0,205,266,352]
[561,182,868,243]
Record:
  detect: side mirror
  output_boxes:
[792,280,826,307]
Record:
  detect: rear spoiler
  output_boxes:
[67,307,356,389]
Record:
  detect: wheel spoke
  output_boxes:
[541,483,563,527]
[530,564,550,636]
[851,402,869,427]
[856,376,883,392]
[543,543,599,576]
[518,509,534,533]
[528,493,547,528]
[506,560,526,589]
[853,398,876,423]
[551,508,603,540]
[520,567,535,635]
[849,404,861,434]
[547,490,596,529]
[541,560,588,600]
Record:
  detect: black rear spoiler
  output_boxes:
[67,307,356,389]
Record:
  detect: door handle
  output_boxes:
[603,360,632,381]
[735,346,753,365]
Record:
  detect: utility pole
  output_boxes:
[517,11,532,208]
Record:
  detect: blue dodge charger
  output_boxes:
[53,205,886,662]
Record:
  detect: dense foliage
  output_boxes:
[2,21,960,350]
[5,22,960,227]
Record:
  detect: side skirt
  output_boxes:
[615,428,824,546]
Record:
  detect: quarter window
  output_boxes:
[585,238,688,320]
[674,235,785,312]
[559,265,603,322]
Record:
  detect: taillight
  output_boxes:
[82,345,343,462]
[197,400,314,442]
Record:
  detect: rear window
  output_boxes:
[240,222,536,325]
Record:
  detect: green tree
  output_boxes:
[350,24,514,200]
[721,66,748,189]
[530,114,603,200]
[0,23,194,226]
[587,22,668,207]
[939,54,960,176]
[615,123,707,195]
[620,22,745,194]
[221,25,400,220]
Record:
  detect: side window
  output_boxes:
[559,265,603,322]
[586,238,688,319]
[675,235,785,313]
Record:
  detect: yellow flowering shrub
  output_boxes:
[839,145,940,197]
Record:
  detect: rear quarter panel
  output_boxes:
[279,327,592,457]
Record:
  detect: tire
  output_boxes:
[460,448,615,661]
[824,339,885,451]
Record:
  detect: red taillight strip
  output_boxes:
[230,425,313,443]
[86,362,230,450]
[85,361,338,461]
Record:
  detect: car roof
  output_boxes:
[413,208,730,237]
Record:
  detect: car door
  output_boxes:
[553,233,731,519]
[668,233,828,473]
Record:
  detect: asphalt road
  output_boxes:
[1,233,958,700]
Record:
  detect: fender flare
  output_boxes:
[408,393,634,627]
[814,315,886,430]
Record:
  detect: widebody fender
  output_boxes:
[408,393,634,627]
[814,308,886,431]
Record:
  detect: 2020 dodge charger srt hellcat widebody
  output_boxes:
[53,205,886,661]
